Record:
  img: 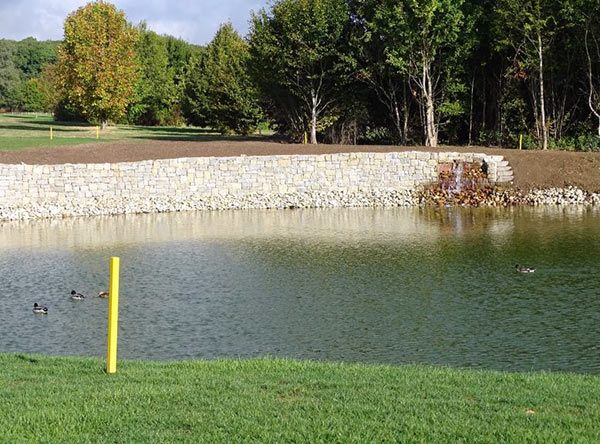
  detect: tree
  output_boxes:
[14,38,59,80]
[128,26,176,125]
[57,1,138,128]
[38,64,62,112]
[0,40,22,110]
[573,0,600,136]
[379,0,474,147]
[249,0,352,144]
[21,78,45,111]
[495,0,562,150]
[183,23,261,135]
[349,0,413,144]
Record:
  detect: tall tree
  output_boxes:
[57,1,138,128]
[495,0,562,150]
[183,23,261,134]
[574,0,600,136]
[379,0,474,147]
[128,26,176,125]
[0,40,22,110]
[349,0,412,144]
[38,63,62,112]
[249,0,352,144]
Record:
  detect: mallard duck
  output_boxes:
[33,303,48,314]
[97,291,109,299]
[71,290,85,300]
[515,264,536,273]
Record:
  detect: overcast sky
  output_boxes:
[0,0,269,45]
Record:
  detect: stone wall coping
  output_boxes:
[2,151,501,169]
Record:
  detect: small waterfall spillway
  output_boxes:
[422,160,499,206]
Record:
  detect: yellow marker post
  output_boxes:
[106,257,120,374]
[304,131,308,145]
[96,126,99,139]
[519,134,523,151]
[50,126,53,140]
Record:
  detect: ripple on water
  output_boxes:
[0,206,599,373]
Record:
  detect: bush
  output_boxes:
[53,99,86,123]
[549,134,600,152]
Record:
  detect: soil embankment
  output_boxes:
[1,140,599,192]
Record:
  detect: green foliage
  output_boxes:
[249,0,353,142]
[20,78,45,111]
[0,40,22,110]
[0,38,59,112]
[372,0,475,145]
[127,26,177,126]
[57,1,138,127]
[13,37,59,80]
[183,23,262,135]
[4,0,600,147]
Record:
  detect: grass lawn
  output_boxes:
[1,353,598,443]
[0,113,270,151]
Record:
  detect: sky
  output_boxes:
[0,0,269,45]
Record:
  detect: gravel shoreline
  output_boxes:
[1,186,599,221]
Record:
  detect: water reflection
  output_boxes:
[1,206,599,373]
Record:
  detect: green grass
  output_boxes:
[0,114,273,151]
[1,353,598,443]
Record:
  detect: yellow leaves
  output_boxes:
[57,1,138,123]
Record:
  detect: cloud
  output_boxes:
[0,0,269,44]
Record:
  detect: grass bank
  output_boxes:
[0,114,269,151]
[1,353,598,443]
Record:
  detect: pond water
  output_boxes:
[1,206,599,373]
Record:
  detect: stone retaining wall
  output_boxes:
[0,151,512,206]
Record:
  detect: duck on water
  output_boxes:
[71,290,85,300]
[515,264,536,273]
[32,303,48,314]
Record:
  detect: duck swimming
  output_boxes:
[33,303,48,314]
[71,290,85,300]
[515,264,536,273]
[97,291,109,298]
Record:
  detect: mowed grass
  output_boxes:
[0,114,270,151]
[1,353,598,443]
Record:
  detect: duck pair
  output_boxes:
[71,290,109,300]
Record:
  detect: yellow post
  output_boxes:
[50,126,53,140]
[304,131,307,145]
[106,257,120,374]
[96,126,99,139]
[519,134,523,151]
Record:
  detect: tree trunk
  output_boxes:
[538,32,548,150]
[310,88,318,145]
[423,62,437,147]
[392,98,402,144]
[468,75,475,146]
[402,82,409,146]
[101,119,108,130]
[585,26,600,137]
[481,75,486,131]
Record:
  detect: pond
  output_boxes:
[1,206,599,373]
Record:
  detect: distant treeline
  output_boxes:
[2,0,600,150]
[0,32,202,127]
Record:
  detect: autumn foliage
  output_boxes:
[57,1,138,128]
